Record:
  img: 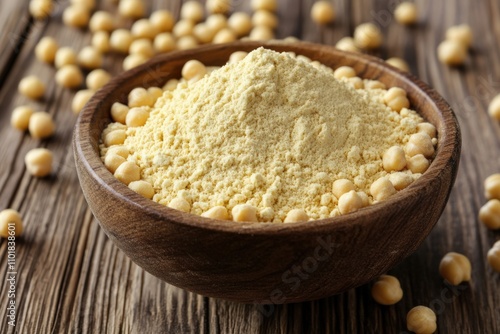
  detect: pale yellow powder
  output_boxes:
[103,48,426,221]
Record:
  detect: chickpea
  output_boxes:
[35,36,58,64]
[437,40,467,66]
[202,206,229,220]
[228,12,252,37]
[260,207,275,222]
[354,23,383,49]
[150,10,175,32]
[173,19,195,38]
[394,2,418,25]
[63,4,90,28]
[283,36,300,43]
[181,1,204,23]
[129,180,155,199]
[29,111,55,139]
[386,57,410,72]
[406,306,437,334]
[168,198,191,212]
[25,148,53,177]
[251,0,277,12]
[163,79,179,91]
[232,204,258,222]
[11,106,34,131]
[154,33,176,53]
[147,87,163,101]
[311,1,335,25]
[445,24,473,48]
[228,51,248,64]
[128,87,155,108]
[89,11,114,32]
[104,153,126,173]
[55,65,83,89]
[213,28,237,44]
[131,19,159,40]
[417,122,437,139]
[335,37,360,53]
[284,209,309,223]
[485,174,500,200]
[332,179,356,199]
[29,0,53,20]
[181,60,207,83]
[114,162,141,185]
[18,75,45,100]
[487,241,500,272]
[176,36,199,50]
[77,46,103,70]
[123,54,149,71]
[107,145,129,159]
[126,107,150,127]
[333,66,356,79]
[406,132,434,158]
[479,199,500,230]
[488,94,500,120]
[370,177,397,202]
[252,10,278,29]
[0,209,23,238]
[72,89,94,114]
[70,0,95,10]
[371,275,403,305]
[118,0,145,19]
[110,102,129,124]
[104,129,127,146]
[91,31,111,53]
[338,190,363,215]
[110,29,134,54]
[55,47,77,69]
[383,146,406,172]
[206,0,231,15]
[407,154,430,174]
[129,38,155,57]
[388,172,414,190]
[86,69,111,91]
[384,87,410,112]
[206,14,228,32]
[364,80,386,90]
[249,26,274,41]
[439,252,471,285]
[348,77,364,89]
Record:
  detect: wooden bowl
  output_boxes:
[73,41,461,304]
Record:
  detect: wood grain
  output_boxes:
[0,0,499,333]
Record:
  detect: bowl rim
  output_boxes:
[74,41,461,236]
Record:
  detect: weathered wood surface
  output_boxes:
[0,0,498,333]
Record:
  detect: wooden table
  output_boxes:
[0,0,499,333]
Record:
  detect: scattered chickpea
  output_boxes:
[104,153,126,173]
[333,66,356,79]
[488,94,500,120]
[181,1,204,23]
[192,24,214,44]
[150,10,175,32]
[484,174,500,200]
[77,46,103,70]
[126,107,150,127]
[348,77,364,89]
[487,241,500,272]
[228,51,248,64]
[154,33,177,53]
[104,129,127,146]
[251,0,277,12]
[202,206,229,220]
[107,145,129,159]
[284,209,309,223]
[70,0,95,10]
[383,87,410,112]
[163,79,179,91]
[383,146,406,172]
[114,161,141,185]
[446,24,473,48]
[89,11,115,32]
[72,89,94,114]
[55,65,83,89]
[370,177,397,202]
[406,306,437,334]
[407,154,430,174]
[25,148,53,177]
[213,28,237,44]
[388,172,414,190]
[129,38,155,58]
[173,19,195,38]
[128,180,155,199]
[335,37,360,53]
[29,111,55,139]
[0,209,23,238]
[417,122,437,139]
[86,69,111,91]
[439,252,472,285]
[55,47,77,69]
[371,274,403,305]
[338,190,363,215]
[406,132,435,158]
[18,75,45,100]
[232,204,258,222]
[249,26,275,41]
[110,29,134,54]
[168,198,191,212]
[29,0,53,20]
[228,12,253,37]
[479,199,500,230]
[394,2,418,25]
[91,31,111,53]
[128,87,155,108]
[354,23,383,49]
[206,0,231,14]
[386,57,410,72]
[123,54,149,71]
[131,19,159,40]
[437,40,467,66]
[35,36,58,64]
[181,60,207,83]
[148,87,163,101]
[311,1,335,25]
[206,14,228,32]
[176,36,199,50]
[364,80,386,90]
[63,4,90,28]
[118,0,145,19]
[332,179,356,199]
[111,102,129,124]
[252,10,278,29]
[11,106,34,131]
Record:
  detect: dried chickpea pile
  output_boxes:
[100,47,436,223]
